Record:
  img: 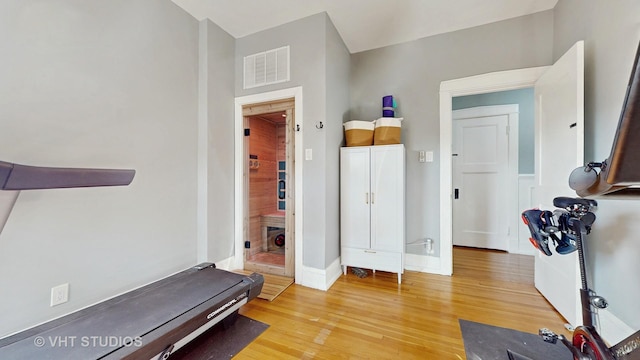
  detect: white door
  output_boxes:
[340,147,371,249]
[452,111,510,251]
[370,145,405,252]
[534,41,584,326]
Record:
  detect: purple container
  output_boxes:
[382,95,395,117]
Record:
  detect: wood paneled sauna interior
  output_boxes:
[246,111,287,273]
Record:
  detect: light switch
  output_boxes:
[305,148,313,160]
[419,151,434,163]
[425,151,433,162]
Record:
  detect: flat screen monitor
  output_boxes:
[573,40,640,197]
[605,40,640,185]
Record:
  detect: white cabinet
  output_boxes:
[340,144,405,283]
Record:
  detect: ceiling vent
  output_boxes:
[244,46,290,89]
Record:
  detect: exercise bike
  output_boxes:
[521,197,640,360]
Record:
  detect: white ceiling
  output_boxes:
[171,0,558,53]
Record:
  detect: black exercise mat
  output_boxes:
[170,314,269,359]
[459,319,572,360]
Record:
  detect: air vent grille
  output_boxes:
[244,46,290,89]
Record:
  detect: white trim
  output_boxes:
[516,174,536,255]
[439,66,549,275]
[451,104,518,118]
[405,253,446,274]
[440,67,549,95]
[599,310,636,346]
[301,257,342,291]
[210,255,234,271]
[233,87,304,284]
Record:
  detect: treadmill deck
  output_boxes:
[0,264,263,359]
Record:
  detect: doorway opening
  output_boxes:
[440,42,586,330]
[438,66,550,276]
[242,99,295,278]
[234,87,303,283]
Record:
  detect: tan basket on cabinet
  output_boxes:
[344,120,375,146]
[374,117,403,145]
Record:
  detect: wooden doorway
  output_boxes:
[437,66,549,276]
[242,98,295,278]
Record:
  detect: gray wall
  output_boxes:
[235,13,350,270]
[203,20,236,261]
[452,88,535,174]
[325,16,351,266]
[553,0,640,330]
[0,0,200,336]
[350,11,553,260]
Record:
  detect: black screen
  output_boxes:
[605,41,640,185]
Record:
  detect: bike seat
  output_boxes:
[553,197,597,209]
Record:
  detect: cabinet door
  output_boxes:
[370,145,404,252]
[340,147,371,249]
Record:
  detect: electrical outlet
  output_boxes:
[426,238,435,254]
[50,283,69,307]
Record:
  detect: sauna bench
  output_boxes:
[261,212,285,251]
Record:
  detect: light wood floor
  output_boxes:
[237,247,569,359]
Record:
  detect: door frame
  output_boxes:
[234,87,303,282]
[452,104,519,252]
[242,104,294,277]
[438,66,549,276]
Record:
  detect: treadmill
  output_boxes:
[0,160,264,358]
[0,263,264,359]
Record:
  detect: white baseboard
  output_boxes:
[211,256,235,271]
[404,253,450,275]
[298,257,342,291]
[219,254,342,292]
[599,309,636,345]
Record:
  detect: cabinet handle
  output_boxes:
[371,192,375,204]
[365,192,369,204]
[364,250,377,254]
[278,180,286,199]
